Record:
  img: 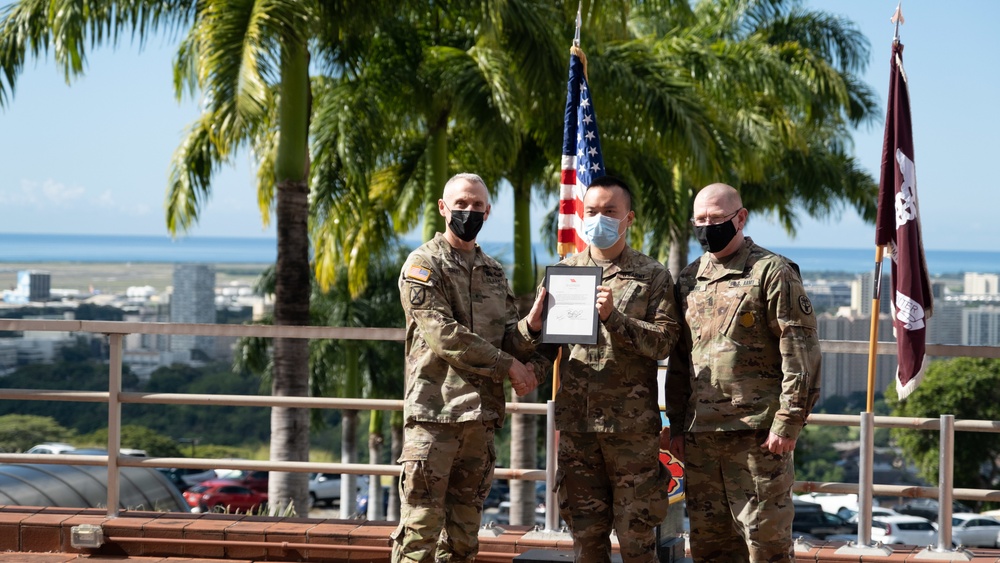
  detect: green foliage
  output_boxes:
[887,358,1000,490]
[795,423,848,484]
[0,415,75,453]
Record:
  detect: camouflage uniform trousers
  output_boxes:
[390,420,496,563]
[556,431,672,563]
[684,429,795,563]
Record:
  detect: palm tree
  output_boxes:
[0,0,390,516]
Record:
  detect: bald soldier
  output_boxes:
[665,183,822,563]
[391,173,546,563]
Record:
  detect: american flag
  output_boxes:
[558,46,605,257]
[875,39,933,400]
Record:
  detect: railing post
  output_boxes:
[937,414,955,551]
[106,333,123,517]
[857,411,875,545]
[544,400,559,532]
[835,411,890,556]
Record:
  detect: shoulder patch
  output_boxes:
[798,295,814,316]
[406,264,432,283]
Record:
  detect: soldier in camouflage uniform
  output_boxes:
[539,176,680,563]
[391,173,546,563]
[665,183,822,563]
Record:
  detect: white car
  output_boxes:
[25,443,76,454]
[950,513,1000,547]
[847,506,901,524]
[870,515,937,546]
[308,473,342,508]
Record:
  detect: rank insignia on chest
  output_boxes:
[739,312,755,327]
[406,265,432,283]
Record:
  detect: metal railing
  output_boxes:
[1,318,999,527]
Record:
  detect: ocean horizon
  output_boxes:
[0,232,996,276]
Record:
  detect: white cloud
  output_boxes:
[0,179,86,207]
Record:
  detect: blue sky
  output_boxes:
[0,1,995,251]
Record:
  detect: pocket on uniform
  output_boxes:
[397,440,433,463]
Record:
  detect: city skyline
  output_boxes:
[0,1,995,251]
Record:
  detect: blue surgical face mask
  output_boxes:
[583,213,623,249]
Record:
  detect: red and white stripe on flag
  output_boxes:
[558,155,587,256]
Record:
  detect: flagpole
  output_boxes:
[866,245,884,413]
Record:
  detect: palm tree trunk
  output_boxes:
[367,409,385,520]
[388,410,403,521]
[509,388,538,526]
[340,343,360,518]
[509,174,539,525]
[667,237,689,280]
[421,114,448,242]
[511,177,535,295]
[268,36,311,518]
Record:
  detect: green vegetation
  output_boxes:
[887,358,1000,493]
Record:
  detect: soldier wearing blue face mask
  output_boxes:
[536,175,681,563]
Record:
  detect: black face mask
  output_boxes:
[448,209,486,242]
[694,219,738,253]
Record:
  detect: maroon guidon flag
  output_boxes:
[874,40,933,400]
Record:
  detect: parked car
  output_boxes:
[183,479,267,514]
[308,473,342,507]
[25,443,76,454]
[892,498,973,521]
[846,506,902,524]
[870,514,938,545]
[792,498,856,540]
[950,513,1000,547]
[157,467,219,491]
[484,481,509,509]
[215,470,268,493]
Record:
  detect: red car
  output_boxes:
[182,479,267,514]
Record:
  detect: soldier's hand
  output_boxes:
[509,359,539,396]
[526,288,546,334]
[761,431,796,455]
[596,285,614,322]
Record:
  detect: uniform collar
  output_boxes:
[585,245,637,278]
[697,237,753,281]
[432,232,481,268]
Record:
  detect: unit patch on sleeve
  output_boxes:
[406,265,432,283]
[409,285,427,306]
[798,295,814,316]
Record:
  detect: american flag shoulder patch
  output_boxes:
[406,265,432,283]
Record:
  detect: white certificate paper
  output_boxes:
[541,265,601,344]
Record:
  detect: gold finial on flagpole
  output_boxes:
[891,1,904,43]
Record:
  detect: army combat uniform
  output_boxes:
[544,246,680,563]
[665,237,821,563]
[391,233,538,563]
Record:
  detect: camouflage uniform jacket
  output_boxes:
[547,246,680,434]
[399,233,538,428]
[665,237,821,441]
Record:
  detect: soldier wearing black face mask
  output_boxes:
[665,183,821,563]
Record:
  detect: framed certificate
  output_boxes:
[541,265,602,344]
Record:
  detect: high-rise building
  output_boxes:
[851,272,892,317]
[170,264,216,356]
[963,306,1000,347]
[964,273,1000,296]
[816,312,897,404]
[1,271,51,304]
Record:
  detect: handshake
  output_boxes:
[509,359,538,397]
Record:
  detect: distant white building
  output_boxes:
[964,273,1000,296]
